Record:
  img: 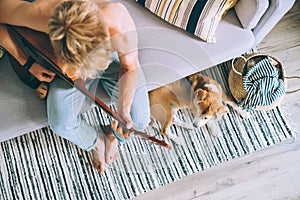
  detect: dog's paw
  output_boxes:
[210,130,221,137]
[183,124,194,130]
[207,121,221,137]
[237,109,251,119]
[172,117,194,130]
[168,133,185,145]
[210,131,222,137]
[232,106,251,119]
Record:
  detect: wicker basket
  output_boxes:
[228,53,287,111]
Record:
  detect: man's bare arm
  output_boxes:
[0,0,60,33]
[106,3,140,128]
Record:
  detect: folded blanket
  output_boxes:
[240,58,285,110]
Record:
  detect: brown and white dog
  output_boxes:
[149,73,249,144]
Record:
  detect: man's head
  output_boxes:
[48,1,112,79]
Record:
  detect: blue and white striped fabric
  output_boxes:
[240,58,285,110]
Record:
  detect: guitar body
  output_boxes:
[14,26,57,61]
[6,26,58,99]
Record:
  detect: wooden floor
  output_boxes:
[136,2,300,200]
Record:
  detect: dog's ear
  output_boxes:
[196,88,208,100]
[215,105,229,120]
[189,73,204,90]
[190,77,201,100]
[218,105,229,114]
[188,73,199,82]
[190,78,198,92]
[204,83,219,93]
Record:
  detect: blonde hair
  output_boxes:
[48,1,112,79]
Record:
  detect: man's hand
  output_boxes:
[111,120,132,140]
[29,63,56,82]
[117,108,134,130]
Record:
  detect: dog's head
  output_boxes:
[189,74,229,127]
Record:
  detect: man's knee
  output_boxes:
[133,117,151,131]
[48,114,77,134]
[49,119,98,151]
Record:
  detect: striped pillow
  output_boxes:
[136,0,235,43]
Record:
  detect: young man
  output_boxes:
[0,0,150,174]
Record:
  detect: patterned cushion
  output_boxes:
[222,0,238,18]
[136,0,237,43]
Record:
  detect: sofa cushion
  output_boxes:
[253,0,295,45]
[135,0,236,43]
[234,0,269,29]
[222,0,238,18]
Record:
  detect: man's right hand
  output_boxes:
[29,63,56,83]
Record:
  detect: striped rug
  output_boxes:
[0,61,295,200]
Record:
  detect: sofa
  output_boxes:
[0,0,295,142]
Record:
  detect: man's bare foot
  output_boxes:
[103,125,119,165]
[93,125,119,174]
[93,133,106,174]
